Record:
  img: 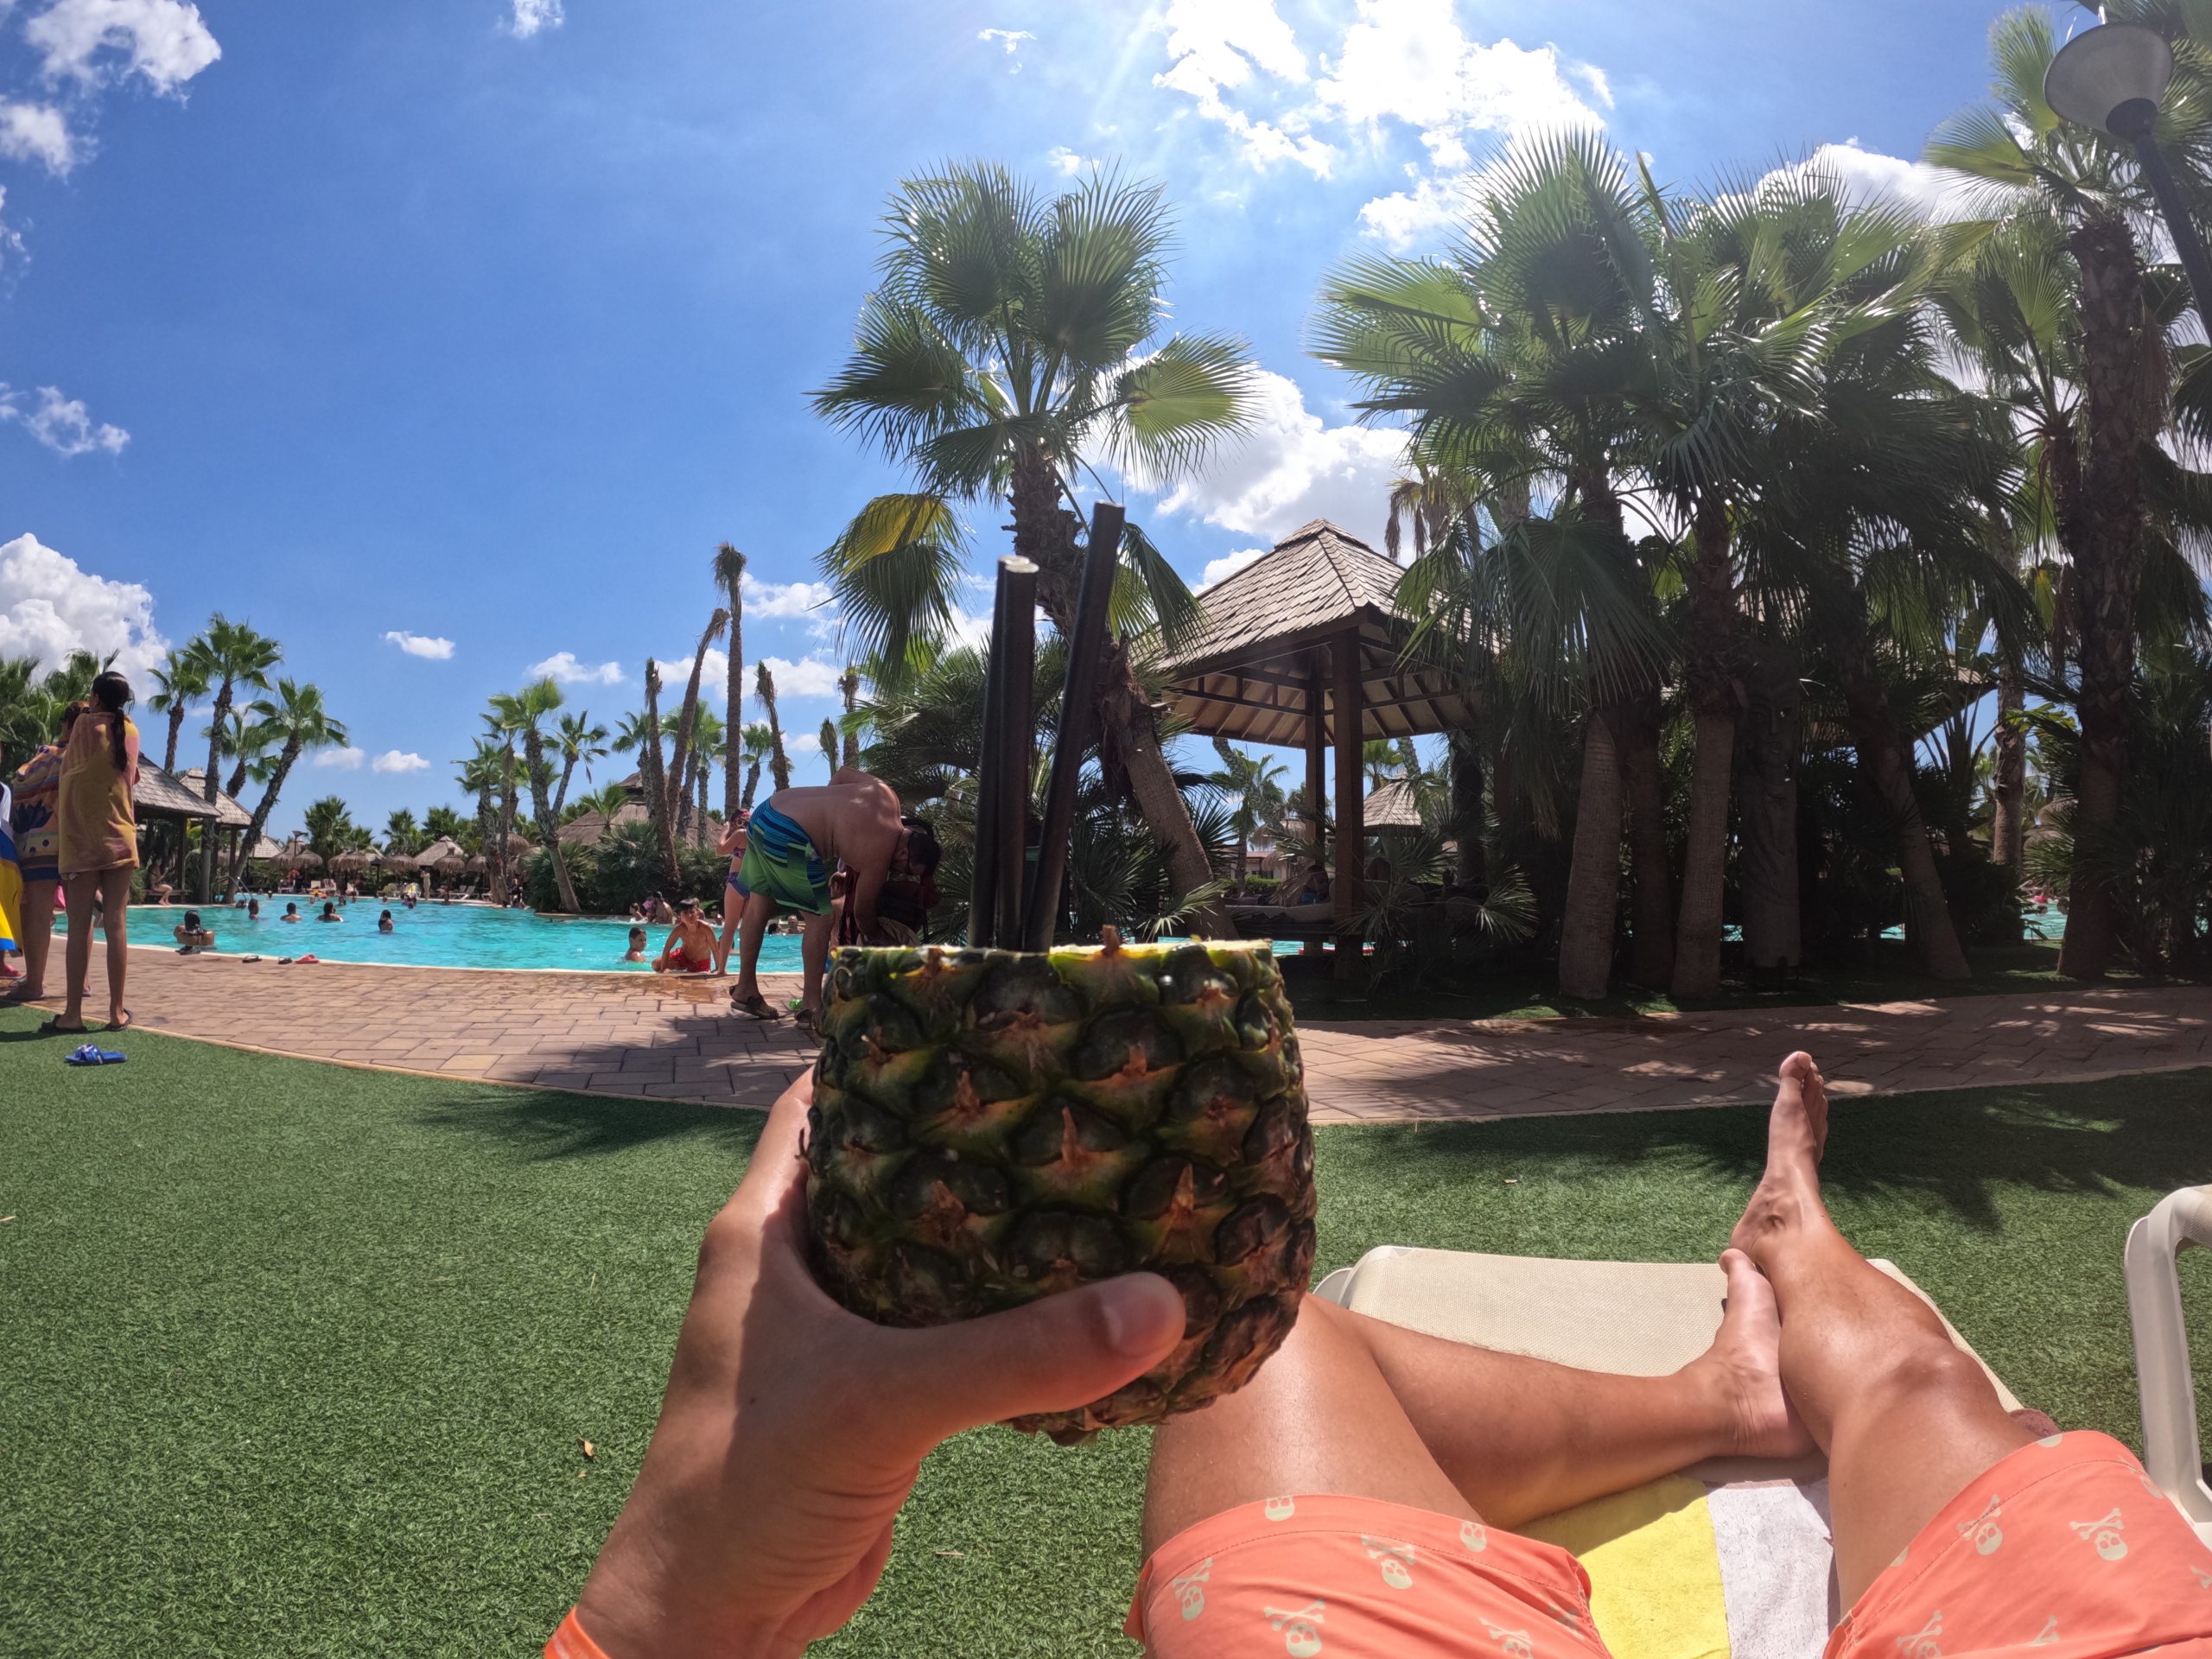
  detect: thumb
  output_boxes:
[881,1273,1186,1449]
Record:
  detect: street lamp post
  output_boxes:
[2046,21,2212,321]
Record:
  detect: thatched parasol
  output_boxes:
[278,837,323,869]
[411,836,466,870]
[330,847,378,870]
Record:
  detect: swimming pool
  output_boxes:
[82,903,810,975]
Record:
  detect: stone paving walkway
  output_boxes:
[22,948,2212,1123]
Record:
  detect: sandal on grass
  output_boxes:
[108,1010,132,1033]
[37,1017,88,1036]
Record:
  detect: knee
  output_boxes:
[1856,1338,1999,1422]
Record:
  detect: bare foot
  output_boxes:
[1694,1248,1815,1459]
[1728,1052,1829,1265]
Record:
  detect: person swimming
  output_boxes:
[378,909,395,932]
[173,910,215,953]
[318,901,342,923]
[246,898,261,920]
[624,925,648,963]
[281,902,301,923]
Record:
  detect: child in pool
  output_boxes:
[624,925,648,963]
[173,910,215,952]
[378,909,395,932]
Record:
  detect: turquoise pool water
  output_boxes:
[83,903,810,975]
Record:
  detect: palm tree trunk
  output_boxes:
[721,557,746,823]
[666,613,724,838]
[163,707,187,774]
[1613,693,1675,989]
[1448,730,1484,889]
[1992,664,2026,875]
[1558,709,1624,999]
[741,760,761,810]
[230,740,302,887]
[1835,626,1971,979]
[642,661,679,886]
[497,743,518,897]
[1738,640,1803,976]
[841,668,861,767]
[198,682,232,903]
[2056,215,2153,982]
[696,760,710,844]
[1012,446,1223,932]
[524,729,582,913]
[1671,499,1737,998]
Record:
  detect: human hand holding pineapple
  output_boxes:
[569,1071,1189,1659]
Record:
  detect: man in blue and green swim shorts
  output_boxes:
[727,766,939,1026]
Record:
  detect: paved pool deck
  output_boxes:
[16,950,2211,1123]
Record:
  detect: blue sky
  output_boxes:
[1,0,2046,831]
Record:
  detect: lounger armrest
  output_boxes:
[2125,1185,2212,1528]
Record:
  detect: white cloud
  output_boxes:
[0,99,78,173]
[1199,547,1268,589]
[315,746,366,771]
[0,385,128,456]
[1357,171,1465,251]
[529,651,625,685]
[760,655,843,698]
[1046,145,1089,176]
[1154,369,1405,545]
[506,0,563,38]
[1153,0,1335,178]
[978,27,1032,61]
[1316,3,1602,156]
[0,531,168,684]
[372,750,429,774]
[383,629,454,660]
[786,731,822,757]
[26,0,222,92]
[1764,140,1971,222]
[740,572,836,620]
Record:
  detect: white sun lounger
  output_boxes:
[1313,1185,2212,1658]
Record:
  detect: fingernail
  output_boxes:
[1098,1274,1182,1357]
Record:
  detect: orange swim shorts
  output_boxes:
[1128,1436,2212,1659]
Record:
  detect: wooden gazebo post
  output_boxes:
[1305,650,1326,898]
[1332,629,1364,978]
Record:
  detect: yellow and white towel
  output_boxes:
[1525,1474,1837,1659]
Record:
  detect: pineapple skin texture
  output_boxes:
[804,940,1319,1444]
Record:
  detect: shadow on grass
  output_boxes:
[1319,1071,2212,1235]
[412,1080,773,1163]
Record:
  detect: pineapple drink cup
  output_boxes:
[804,931,1319,1445]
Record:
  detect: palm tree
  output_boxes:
[713,543,747,821]
[664,607,730,849]
[1313,135,1675,995]
[454,743,503,862]
[756,660,791,793]
[190,616,283,901]
[640,660,677,883]
[687,709,725,831]
[482,694,530,899]
[1208,738,1285,883]
[554,710,609,821]
[1925,4,2208,977]
[424,805,467,845]
[740,721,774,809]
[507,677,582,912]
[572,781,630,828]
[302,796,359,866]
[148,645,211,774]
[812,162,1255,918]
[839,665,862,767]
[385,809,423,856]
[227,681,346,887]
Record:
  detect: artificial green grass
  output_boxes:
[1281,936,2168,1024]
[3,1007,2209,1656]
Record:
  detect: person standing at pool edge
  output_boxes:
[2,702,79,1006]
[728,766,938,1026]
[48,673,139,1035]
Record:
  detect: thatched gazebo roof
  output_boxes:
[1363,779,1424,830]
[1161,520,1471,747]
[132,763,226,823]
[174,769,254,830]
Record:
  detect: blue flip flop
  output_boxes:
[63,1044,127,1065]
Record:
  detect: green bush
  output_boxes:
[525,823,728,916]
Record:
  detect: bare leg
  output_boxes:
[797,907,833,1018]
[57,874,95,1032]
[713,899,741,975]
[729,893,779,1014]
[99,869,130,1027]
[3,880,55,999]
[1143,1260,1807,1554]
[1730,1052,2033,1607]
